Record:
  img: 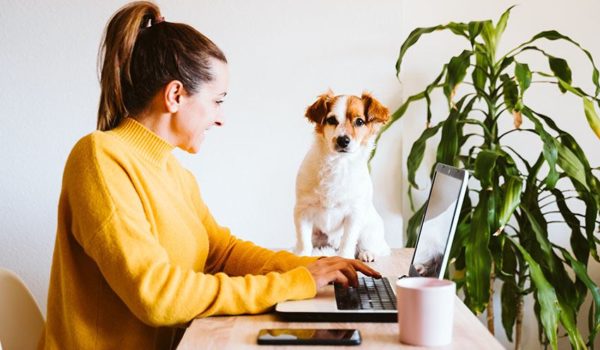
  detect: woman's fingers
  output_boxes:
[306,256,383,289]
[332,261,358,287]
[332,270,349,288]
[349,260,382,278]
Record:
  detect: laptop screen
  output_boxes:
[409,163,468,278]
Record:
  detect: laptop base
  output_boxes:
[275,311,397,323]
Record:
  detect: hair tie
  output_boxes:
[152,16,165,25]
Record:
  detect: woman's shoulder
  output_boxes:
[64,130,127,172]
[68,131,117,159]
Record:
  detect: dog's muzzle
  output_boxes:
[335,135,351,152]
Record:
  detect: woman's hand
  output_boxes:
[306,256,382,289]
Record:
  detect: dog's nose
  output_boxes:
[336,135,350,148]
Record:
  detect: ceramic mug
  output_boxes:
[396,277,456,346]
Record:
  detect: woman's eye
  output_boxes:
[326,116,339,126]
[354,118,365,127]
[216,100,224,105]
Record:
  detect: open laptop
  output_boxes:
[276,163,469,322]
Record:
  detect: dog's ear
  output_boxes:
[305,89,334,124]
[362,92,389,125]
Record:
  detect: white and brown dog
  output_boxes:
[293,90,391,262]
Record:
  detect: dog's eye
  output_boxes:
[326,116,339,126]
[354,118,365,127]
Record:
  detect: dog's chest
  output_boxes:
[311,158,370,208]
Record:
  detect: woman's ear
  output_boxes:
[164,80,185,113]
[361,92,390,124]
[305,89,334,124]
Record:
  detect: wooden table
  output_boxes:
[177,249,504,349]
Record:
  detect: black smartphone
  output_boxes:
[257,328,361,345]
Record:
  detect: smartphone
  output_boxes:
[257,328,361,345]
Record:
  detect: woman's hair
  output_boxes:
[97,1,227,131]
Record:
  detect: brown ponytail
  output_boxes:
[97,1,227,131]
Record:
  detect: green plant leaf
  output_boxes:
[521,204,586,348]
[501,74,520,112]
[580,191,600,262]
[444,50,472,105]
[370,91,426,165]
[498,56,515,74]
[371,65,447,167]
[406,122,444,189]
[474,149,499,188]
[499,236,517,277]
[450,216,472,264]
[494,5,515,47]
[557,290,588,350]
[529,109,597,182]
[406,203,425,247]
[556,141,589,190]
[534,71,598,101]
[557,249,596,349]
[548,56,573,93]
[520,207,558,274]
[507,237,560,350]
[521,108,559,188]
[465,191,492,314]
[496,176,523,235]
[515,62,532,94]
[480,20,496,60]
[468,21,483,45]
[558,247,600,346]
[396,23,469,77]
[424,67,448,127]
[472,49,487,92]
[436,107,460,166]
[522,30,600,97]
[583,97,600,139]
[501,277,519,341]
[550,189,589,264]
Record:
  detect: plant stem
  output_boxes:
[515,295,524,350]
[487,261,495,335]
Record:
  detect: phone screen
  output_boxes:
[257,328,361,345]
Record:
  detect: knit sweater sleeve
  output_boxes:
[183,172,319,276]
[66,136,317,326]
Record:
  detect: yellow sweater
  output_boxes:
[39,118,318,349]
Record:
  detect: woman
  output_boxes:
[39,2,380,349]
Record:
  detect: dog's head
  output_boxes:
[305,90,390,154]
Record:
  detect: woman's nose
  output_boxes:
[215,114,225,127]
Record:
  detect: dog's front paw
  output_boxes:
[313,246,337,256]
[358,251,376,262]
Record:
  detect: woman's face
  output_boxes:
[173,59,229,153]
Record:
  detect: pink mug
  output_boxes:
[396,277,456,346]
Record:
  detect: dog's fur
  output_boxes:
[293,90,391,262]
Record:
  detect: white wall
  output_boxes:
[1,1,598,349]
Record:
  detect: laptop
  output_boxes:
[276,163,469,322]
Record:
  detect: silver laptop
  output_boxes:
[276,163,469,322]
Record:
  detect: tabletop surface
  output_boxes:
[177,248,504,349]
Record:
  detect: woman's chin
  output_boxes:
[182,143,202,154]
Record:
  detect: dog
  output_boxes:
[293,90,391,262]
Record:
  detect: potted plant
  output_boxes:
[370,6,600,350]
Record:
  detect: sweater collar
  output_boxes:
[109,118,175,166]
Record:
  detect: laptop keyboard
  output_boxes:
[334,276,396,310]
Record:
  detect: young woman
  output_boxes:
[39,2,380,349]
